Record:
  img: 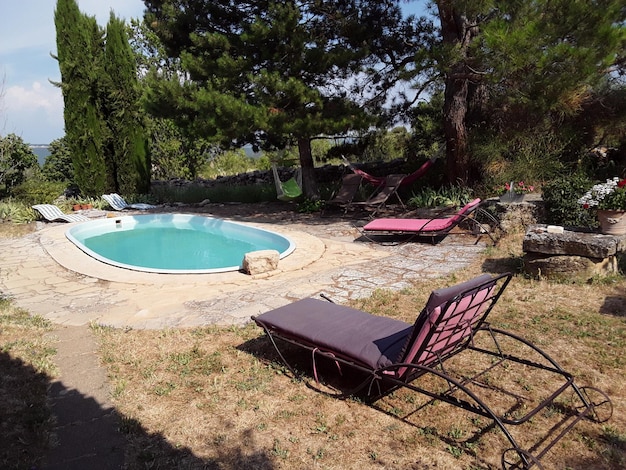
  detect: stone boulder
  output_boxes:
[523,227,624,258]
[523,252,617,280]
[243,250,280,275]
[522,225,626,280]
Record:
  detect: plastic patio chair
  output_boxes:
[102,193,156,211]
[252,273,612,469]
[32,204,89,223]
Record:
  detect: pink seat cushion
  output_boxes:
[364,217,454,232]
[363,198,481,233]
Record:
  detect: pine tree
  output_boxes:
[143,0,398,199]
[404,0,626,183]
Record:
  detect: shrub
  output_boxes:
[0,133,39,196]
[0,199,37,224]
[407,185,474,208]
[11,178,68,206]
[541,175,597,228]
[41,137,73,183]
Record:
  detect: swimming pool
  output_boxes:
[65,214,295,274]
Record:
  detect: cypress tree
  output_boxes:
[104,13,151,195]
[54,0,108,197]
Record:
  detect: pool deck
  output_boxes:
[0,205,487,329]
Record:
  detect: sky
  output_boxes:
[0,1,428,145]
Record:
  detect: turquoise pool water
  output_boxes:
[65,214,295,274]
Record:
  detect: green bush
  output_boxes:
[0,199,37,224]
[41,137,73,183]
[541,175,597,228]
[407,185,474,208]
[11,178,68,206]
[198,149,259,179]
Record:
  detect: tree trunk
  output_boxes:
[436,1,478,185]
[443,65,470,184]
[297,137,320,200]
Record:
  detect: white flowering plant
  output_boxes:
[578,177,626,210]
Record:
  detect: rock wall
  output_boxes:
[152,159,411,190]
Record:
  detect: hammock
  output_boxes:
[342,155,438,187]
[272,164,303,201]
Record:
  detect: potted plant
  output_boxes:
[578,177,626,235]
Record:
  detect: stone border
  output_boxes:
[38,219,329,286]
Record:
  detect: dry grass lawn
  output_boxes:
[92,232,626,469]
[0,222,57,469]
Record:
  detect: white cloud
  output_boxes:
[3,81,64,143]
[0,1,145,143]
[6,82,58,110]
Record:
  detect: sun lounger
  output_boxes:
[361,198,496,244]
[349,173,406,216]
[252,273,612,469]
[342,155,438,187]
[102,193,156,211]
[32,204,90,223]
[322,174,363,215]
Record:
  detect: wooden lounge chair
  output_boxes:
[102,193,156,211]
[361,198,497,244]
[32,204,89,223]
[252,273,612,469]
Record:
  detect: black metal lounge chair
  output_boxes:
[321,173,363,215]
[342,155,438,187]
[349,173,407,216]
[360,198,499,244]
[252,273,612,469]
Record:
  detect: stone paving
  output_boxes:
[0,205,487,329]
[1,205,488,469]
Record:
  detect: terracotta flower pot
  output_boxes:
[72,204,82,211]
[81,204,93,210]
[597,209,626,235]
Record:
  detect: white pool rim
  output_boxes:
[65,214,296,274]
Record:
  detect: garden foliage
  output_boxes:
[542,175,598,228]
[54,0,150,197]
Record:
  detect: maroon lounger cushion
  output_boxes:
[255,298,412,370]
[363,198,481,233]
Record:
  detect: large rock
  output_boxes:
[523,252,617,280]
[242,250,280,275]
[522,225,626,280]
[523,226,625,258]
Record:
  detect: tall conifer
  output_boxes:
[104,13,151,195]
[54,0,107,196]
